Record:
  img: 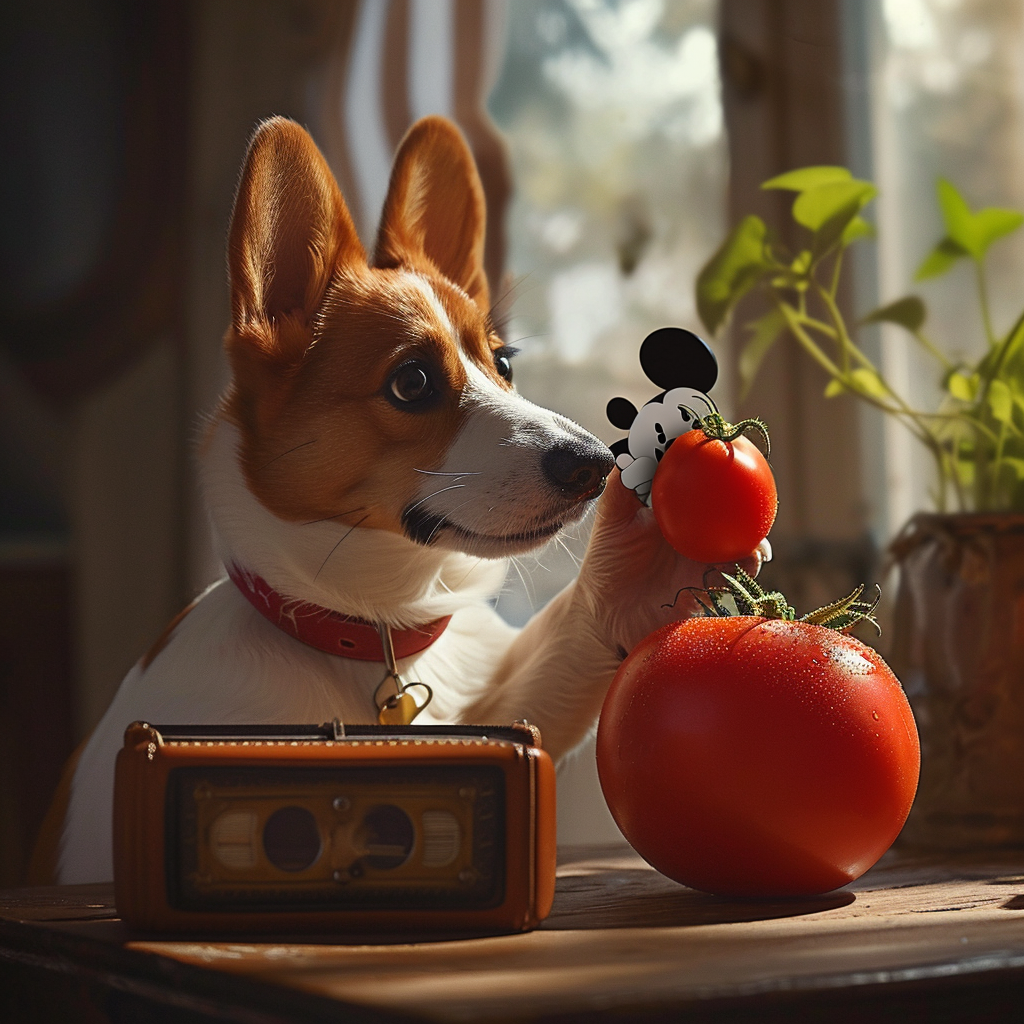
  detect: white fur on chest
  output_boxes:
[59,580,516,884]
[59,420,516,884]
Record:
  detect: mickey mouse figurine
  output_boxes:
[607,327,719,506]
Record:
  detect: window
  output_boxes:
[488,0,728,625]
[862,0,1024,532]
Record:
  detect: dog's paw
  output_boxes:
[575,469,768,657]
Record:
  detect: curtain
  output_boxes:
[313,0,511,300]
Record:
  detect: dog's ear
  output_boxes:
[373,117,489,309]
[228,117,364,345]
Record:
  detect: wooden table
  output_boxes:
[5,846,1024,1023]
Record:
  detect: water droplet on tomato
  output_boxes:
[825,645,874,676]
[872,710,879,720]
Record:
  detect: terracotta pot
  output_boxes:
[890,513,1024,849]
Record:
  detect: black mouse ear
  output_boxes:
[639,327,718,393]
[606,396,639,430]
[610,438,630,460]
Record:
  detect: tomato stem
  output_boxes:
[681,410,772,458]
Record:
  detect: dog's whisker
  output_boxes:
[405,482,467,516]
[313,514,370,581]
[508,555,537,608]
[448,556,488,594]
[554,534,583,570]
[488,271,536,329]
[303,506,368,527]
[257,438,318,472]
[414,468,482,477]
[423,494,479,545]
[426,513,452,546]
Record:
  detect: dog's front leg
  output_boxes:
[461,470,764,760]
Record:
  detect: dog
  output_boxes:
[42,116,762,884]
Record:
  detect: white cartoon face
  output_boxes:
[615,387,718,506]
[607,327,720,505]
[625,387,718,464]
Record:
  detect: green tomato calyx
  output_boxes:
[693,567,881,635]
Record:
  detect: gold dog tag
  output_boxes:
[378,691,420,726]
[373,623,433,726]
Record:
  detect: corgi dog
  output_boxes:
[47,116,760,884]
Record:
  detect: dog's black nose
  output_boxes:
[542,442,615,499]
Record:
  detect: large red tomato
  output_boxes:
[596,616,920,897]
[651,430,777,563]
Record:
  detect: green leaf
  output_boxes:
[975,207,1024,253]
[739,308,786,396]
[825,370,889,401]
[935,178,1024,262]
[791,250,812,274]
[792,181,877,232]
[996,457,1024,484]
[946,370,979,402]
[695,215,769,335]
[1001,308,1024,364]
[842,216,875,246]
[937,179,977,254]
[979,307,1024,381]
[848,367,890,401]
[762,166,853,192]
[811,193,874,258]
[770,273,808,291]
[988,379,1014,424]
[859,296,926,332]
[916,238,969,281]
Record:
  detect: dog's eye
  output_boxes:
[493,346,517,383]
[389,362,434,404]
[495,355,512,381]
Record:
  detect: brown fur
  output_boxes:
[220,116,510,534]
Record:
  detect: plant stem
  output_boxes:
[829,248,844,299]
[776,299,932,444]
[929,434,950,512]
[981,306,1024,393]
[812,281,927,417]
[975,259,997,348]
[814,282,877,375]
[913,329,954,370]
[804,281,976,503]
[994,420,1009,506]
[793,313,838,340]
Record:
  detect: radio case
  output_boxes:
[113,721,556,934]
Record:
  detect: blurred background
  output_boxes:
[3,0,1024,885]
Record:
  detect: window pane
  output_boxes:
[865,0,1024,524]
[488,0,725,623]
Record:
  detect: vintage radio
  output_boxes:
[113,720,556,934]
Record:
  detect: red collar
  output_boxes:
[227,565,451,661]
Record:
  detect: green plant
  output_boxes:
[696,166,1024,513]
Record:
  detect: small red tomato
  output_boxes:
[596,616,920,897]
[651,429,777,563]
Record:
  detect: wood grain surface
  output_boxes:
[5,846,1024,1022]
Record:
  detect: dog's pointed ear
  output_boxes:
[373,117,489,309]
[228,117,364,339]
